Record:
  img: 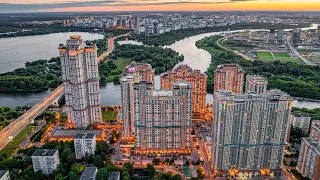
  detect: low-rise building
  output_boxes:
[0,170,10,180]
[290,113,311,134]
[108,171,120,180]
[74,133,96,159]
[80,167,97,180]
[31,149,60,175]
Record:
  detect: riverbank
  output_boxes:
[0,22,131,39]
[196,35,320,100]
[131,23,311,46]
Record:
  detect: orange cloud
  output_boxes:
[44,1,320,12]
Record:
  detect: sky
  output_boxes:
[0,0,320,13]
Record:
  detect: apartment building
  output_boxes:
[0,170,10,180]
[31,149,60,175]
[121,62,154,138]
[74,133,96,159]
[245,74,268,94]
[59,36,102,128]
[214,64,245,94]
[297,120,320,180]
[212,89,293,177]
[160,65,207,116]
[80,167,98,180]
[290,113,311,134]
[134,81,192,154]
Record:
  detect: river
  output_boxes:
[0,30,319,109]
[0,32,104,74]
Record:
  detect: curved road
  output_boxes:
[217,35,253,61]
[0,32,130,150]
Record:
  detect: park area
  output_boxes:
[106,58,132,82]
[257,52,300,63]
[102,111,118,122]
[256,52,274,61]
[273,52,301,63]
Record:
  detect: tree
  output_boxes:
[60,112,68,124]
[84,154,94,164]
[197,168,205,178]
[169,158,175,165]
[67,171,78,180]
[152,158,161,165]
[55,173,64,180]
[96,141,109,155]
[96,168,108,180]
[147,164,156,178]
[94,155,104,168]
[123,162,133,175]
[70,164,84,175]
[165,158,170,165]
[185,160,190,165]
[171,174,182,180]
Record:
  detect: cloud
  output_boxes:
[0,0,245,12]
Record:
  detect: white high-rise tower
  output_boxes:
[59,36,102,128]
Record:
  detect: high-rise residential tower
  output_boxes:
[212,89,293,177]
[214,64,245,94]
[59,36,102,128]
[120,62,154,138]
[134,81,192,154]
[160,65,207,116]
[245,74,268,94]
[296,120,320,180]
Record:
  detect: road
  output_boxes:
[97,32,131,62]
[19,120,46,149]
[0,32,130,151]
[192,122,214,179]
[286,36,313,65]
[217,36,253,61]
[282,163,297,180]
[0,86,64,150]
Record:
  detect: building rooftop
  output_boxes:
[0,170,8,178]
[247,74,267,83]
[215,64,244,72]
[152,90,173,96]
[80,167,97,180]
[291,112,311,118]
[108,171,120,180]
[312,120,320,131]
[302,137,320,155]
[172,80,192,87]
[214,89,293,101]
[32,149,58,157]
[75,133,96,139]
[51,129,103,138]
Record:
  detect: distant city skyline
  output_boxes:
[0,0,320,13]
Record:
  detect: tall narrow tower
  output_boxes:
[59,36,102,128]
[214,64,245,94]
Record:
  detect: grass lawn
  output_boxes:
[257,52,274,61]
[107,58,132,82]
[102,111,118,121]
[273,52,301,63]
[273,52,290,57]
[0,125,33,158]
